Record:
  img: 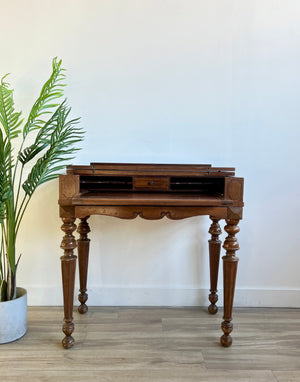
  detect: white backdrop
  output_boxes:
[1,0,299,306]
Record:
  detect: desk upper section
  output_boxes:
[59,163,244,207]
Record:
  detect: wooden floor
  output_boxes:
[1,307,300,381]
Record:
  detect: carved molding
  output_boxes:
[77,216,91,241]
[227,207,243,220]
[59,175,79,199]
[223,219,240,255]
[60,217,77,255]
[208,217,222,241]
[74,206,228,220]
[225,177,244,202]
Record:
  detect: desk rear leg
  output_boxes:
[208,217,222,314]
[77,217,91,314]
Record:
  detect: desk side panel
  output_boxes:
[224,177,244,203]
[59,175,80,202]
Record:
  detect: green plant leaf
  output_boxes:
[18,101,67,165]
[0,130,13,222]
[22,57,66,139]
[22,104,83,196]
[0,76,23,140]
[0,57,84,301]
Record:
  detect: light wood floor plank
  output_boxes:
[0,369,277,382]
[273,371,300,382]
[0,306,299,381]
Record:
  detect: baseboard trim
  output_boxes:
[25,286,300,308]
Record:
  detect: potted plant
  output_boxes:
[0,58,83,343]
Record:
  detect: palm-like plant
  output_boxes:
[0,58,83,301]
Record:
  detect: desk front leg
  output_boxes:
[77,217,90,314]
[221,219,240,347]
[60,217,77,349]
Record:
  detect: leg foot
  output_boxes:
[208,297,218,314]
[220,320,233,347]
[78,297,88,314]
[62,321,75,348]
[62,336,75,349]
[208,217,222,314]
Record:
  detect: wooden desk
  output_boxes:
[59,163,244,349]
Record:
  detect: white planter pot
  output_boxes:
[0,287,27,344]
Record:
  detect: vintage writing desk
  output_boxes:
[59,163,244,349]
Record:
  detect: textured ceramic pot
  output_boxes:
[0,287,27,344]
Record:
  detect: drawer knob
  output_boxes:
[148,181,154,185]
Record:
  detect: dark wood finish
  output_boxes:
[224,177,244,202]
[77,217,90,314]
[59,175,80,199]
[208,217,222,314]
[60,217,77,349]
[133,176,169,191]
[221,219,240,347]
[67,162,235,175]
[74,206,228,220]
[60,193,239,207]
[66,162,235,177]
[58,163,244,348]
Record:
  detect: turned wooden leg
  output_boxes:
[208,217,222,314]
[220,219,240,347]
[77,216,90,314]
[60,217,77,349]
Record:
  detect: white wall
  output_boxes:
[1,0,299,306]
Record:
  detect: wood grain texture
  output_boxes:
[221,219,240,347]
[66,193,238,207]
[59,175,80,199]
[208,217,222,314]
[75,206,228,220]
[1,307,300,381]
[77,216,91,314]
[59,163,244,349]
[60,217,77,349]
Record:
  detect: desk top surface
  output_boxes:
[61,192,236,207]
[66,162,236,177]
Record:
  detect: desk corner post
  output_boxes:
[208,216,222,314]
[77,216,91,314]
[60,216,77,349]
[221,219,240,347]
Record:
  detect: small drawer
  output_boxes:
[134,176,169,191]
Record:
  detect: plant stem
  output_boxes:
[1,221,8,247]
[12,141,24,188]
[15,194,28,226]
[0,228,4,279]
[14,163,24,214]
[6,198,16,275]
[15,195,31,235]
